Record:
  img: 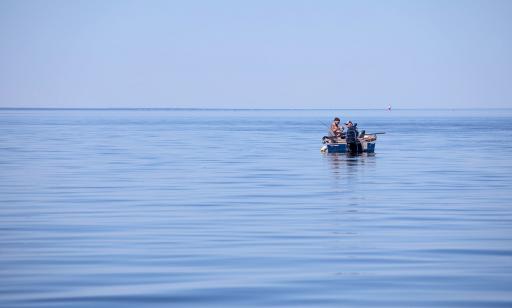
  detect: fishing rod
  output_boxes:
[318,120,330,128]
[320,120,386,135]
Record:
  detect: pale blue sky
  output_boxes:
[1,0,511,108]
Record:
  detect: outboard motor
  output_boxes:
[346,125,362,155]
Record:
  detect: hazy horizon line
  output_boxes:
[1,107,511,111]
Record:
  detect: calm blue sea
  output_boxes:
[1,108,512,307]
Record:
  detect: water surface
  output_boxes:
[1,109,512,307]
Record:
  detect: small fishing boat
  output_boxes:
[320,133,380,154]
[320,135,377,153]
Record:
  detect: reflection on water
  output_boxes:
[322,153,378,195]
[1,109,512,308]
[324,152,376,171]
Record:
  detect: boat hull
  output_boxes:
[325,142,375,153]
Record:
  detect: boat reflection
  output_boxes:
[322,152,377,190]
[323,152,375,173]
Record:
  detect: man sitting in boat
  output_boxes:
[322,117,344,144]
[330,117,344,138]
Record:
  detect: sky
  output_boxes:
[0,0,511,109]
